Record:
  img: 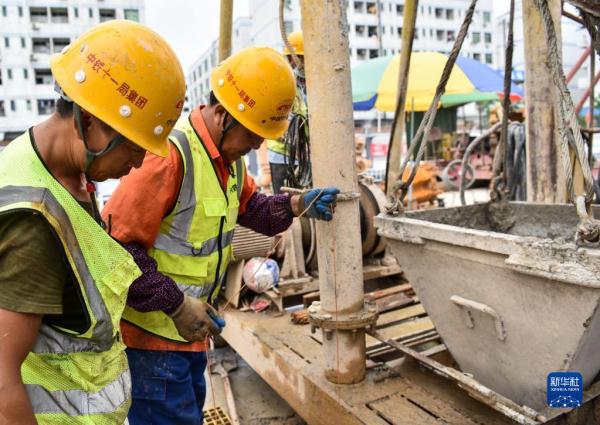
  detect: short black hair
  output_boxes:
[209,91,220,106]
[56,97,74,117]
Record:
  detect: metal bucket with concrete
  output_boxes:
[375,202,600,411]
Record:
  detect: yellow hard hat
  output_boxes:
[210,46,296,140]
[50,20,185,157]
[283,31,304,56]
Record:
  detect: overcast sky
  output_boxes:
[145,0,249,72]
[144,0,510,74]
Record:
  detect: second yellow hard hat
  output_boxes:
[210,46,296,140]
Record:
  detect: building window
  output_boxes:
[473,53,481,61]
[366,2,376,14]
[37,99,55,115]
[88,8,93,18]
[396,4,403,15]
[484,32,492,44]
[471,32,481,44]
[447,30,455,42]
[485,53,493,64]
[4,37,9,48]
[26,99,32,111]
[30,7,48,23]
[50,7,68,23]
[99,9,116,22]
[18,6,22,17]
[369,49,378,59]
[382,26,385,35]
[436,30,445,41]
[355,24,365,37]
[397,27,402,38]
[435,8,444,19]
[74,7,78,18]
[1,6,6,17]
[52,38,70,53]
[354,1,365,14]
[0,101,5,117]
[7,69,12,79]
[446,9,454,20]
[124,9,139,22]
[23,69,28,79]
[483,11,491,24]
[32,38,51,53]
[20,37,25,48]
[367,25,378,38]
[357,48,367,60]
[10,100,16,112]
[34,69,53,85]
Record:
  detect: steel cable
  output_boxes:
[284,113,312,189]
[387,0,479,212]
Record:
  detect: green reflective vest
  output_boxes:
[0,132,141,424]
[267,88,308,157]
[122,116,243,342]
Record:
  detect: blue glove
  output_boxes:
[301,187,340,221]
[207,308,226,330]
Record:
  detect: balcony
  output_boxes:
[99,8,116,22]
[50,7,68,24]
[29,7,48,23]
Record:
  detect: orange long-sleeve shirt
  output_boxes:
[103,106,257,351]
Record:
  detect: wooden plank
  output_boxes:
[277,277,318,297]
[366,317,434,349]
[365,283,412,301]
[302,291,320,308]
[363,263,403,281]
[375,293,414,313]
[377,304,426,327]
[400,384,481,425]
[368,393,441,424]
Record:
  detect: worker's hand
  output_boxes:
[169,295,223,342]
[296,187,340,221]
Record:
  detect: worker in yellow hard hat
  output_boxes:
[265,31,310,193]
[102,46,339,424]
[0,20,189,424]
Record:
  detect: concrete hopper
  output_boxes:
[375,202,600,411]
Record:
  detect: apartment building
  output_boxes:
[187,0,496,128]
[0,0,145,142]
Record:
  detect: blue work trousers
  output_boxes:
[126,348,207,425]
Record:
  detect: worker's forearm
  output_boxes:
[122,241,184,315]
[0,380,37,425]
[237,192,295,236]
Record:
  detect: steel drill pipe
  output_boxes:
[300,0,369,384]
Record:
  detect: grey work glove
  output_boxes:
[168,295,222,342]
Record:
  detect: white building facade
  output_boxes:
[187,16,252,108]
[494,1,592,103]
[187,0,496,129]
[0,0,144,142]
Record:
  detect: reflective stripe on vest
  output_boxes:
[26,370,131,415]
[153,227,235,257]
[122,118,244,342]
[0,133,140,422]
[0,186,114,354]
[151,129,243,255]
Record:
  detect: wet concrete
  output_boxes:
[405,201,594,240]
[206,347,306,425]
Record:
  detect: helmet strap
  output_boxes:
[218,110,238,153]
[74,104,126,172]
